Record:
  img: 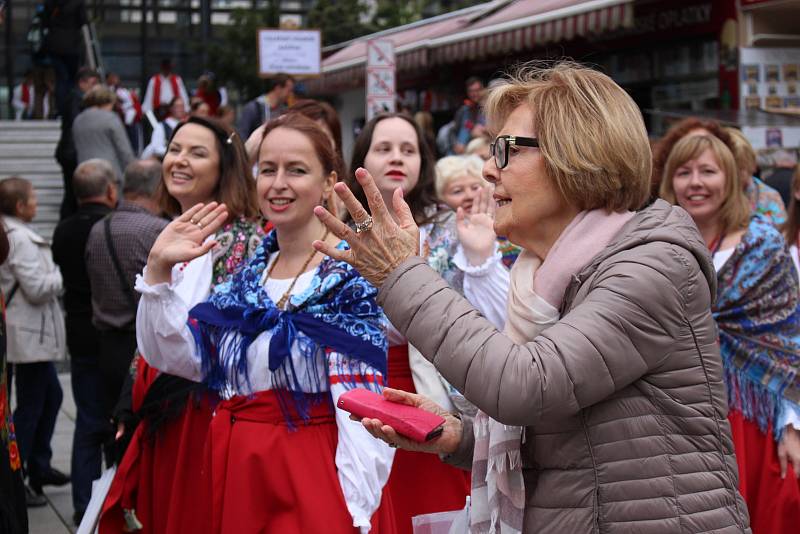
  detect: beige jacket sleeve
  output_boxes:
[377,244,694,427]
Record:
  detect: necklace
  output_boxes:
[708,229,726,259]
[267,228,329,309]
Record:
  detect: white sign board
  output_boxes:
[257,29,321,77]
[367,39,396,120]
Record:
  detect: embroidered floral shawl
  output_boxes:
[187,231,387,420]
[715,215,800,439]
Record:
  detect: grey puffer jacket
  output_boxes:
[378,200,750,533]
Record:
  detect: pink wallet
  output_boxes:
[337,389,446,443]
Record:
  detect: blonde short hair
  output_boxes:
[465,136,489,156]
[660,135,750,232]
[435,155,485,197]
[82,85,116,108]
[724,127,757,178]
[483,62,651,211]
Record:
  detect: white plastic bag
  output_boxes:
[412,496,470,534]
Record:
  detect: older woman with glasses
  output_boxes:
[312,63,751,533]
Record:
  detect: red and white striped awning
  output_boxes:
[430,1,633,64]
[312,0,634,94]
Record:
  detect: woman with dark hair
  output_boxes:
[347,112,509,533]
[100,116,264,533]
[136,113,394,532]
[661,134,800,533]
[0,222,27,533]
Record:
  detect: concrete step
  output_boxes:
[0,144,57,158]
[0,130,61,143]
[2,159,61,172]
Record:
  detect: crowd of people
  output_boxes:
[0,59,798,534]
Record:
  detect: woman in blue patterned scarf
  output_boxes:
[136,113,395,533]
[661,134,800,533]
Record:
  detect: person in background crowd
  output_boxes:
[193,72,227,116]
[237,73,294,139]
[465,135,491,161]
[435,155,486,213]
[414,111,437,158]
[451,76,486,155]
[42,0,87,117]
[435,154,520,269]
[12,70,52,120]
[142,59,190,115]
[316,62,751,534]
[215,104,235,129]
[765,150,798,206]
[0,222,28,533]
[346,113,509,533]
[661,133,800,533]
[56,67,100,220]
[84,159,167,474]
[99,117,263,534]
[51,159,117,525]
[137,112,395,533]
[107,72,143,156]
[189,98,211,117]
[652,117,787,226]
[0,177,69,507]
[72,86,135,182]
[141,96,186,160]
[725,127,787,226]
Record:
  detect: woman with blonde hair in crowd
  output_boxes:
[100,116,264,533]
[661,134,800,533]
[435,155,519,268]
[345,112,509,532]
[135,113,395,532]
[313,62,751,533]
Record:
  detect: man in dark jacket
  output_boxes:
[51,158,117,525]
[55,67,99,220]
[237,73,294,138]
[43,0,87,117]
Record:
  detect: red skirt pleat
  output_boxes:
[100,358,214,534]
[383,345,471,534]
[729,408,800,534]
[206,390,395,534]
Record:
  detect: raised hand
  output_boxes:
[356,388,463,455]
[312,167,420,288]
[456,186,497,266]
[145,202,229,285]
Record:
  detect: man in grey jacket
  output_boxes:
[237,73,294,139]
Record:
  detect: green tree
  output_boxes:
[371,0,426,30]
[307,0,374,47]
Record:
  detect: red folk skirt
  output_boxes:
[203,390,395,534]
[99,358,214,534]
[383,344,471,534]
[729,409,800,533]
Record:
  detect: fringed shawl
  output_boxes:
[187,231,387,422]
[714,215,800,439]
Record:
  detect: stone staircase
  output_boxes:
[0,120,63,240]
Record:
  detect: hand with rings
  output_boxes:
[312,167,420,288]
[144,202,229,285]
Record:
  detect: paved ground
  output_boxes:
[17,372,79,534]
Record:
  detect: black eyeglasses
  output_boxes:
[489,135,539,169]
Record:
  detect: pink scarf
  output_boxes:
[470,209,634,533]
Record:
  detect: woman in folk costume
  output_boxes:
[314,63,751,533]
[100,116,263,533]
[135,113,395,533]
[346,113,510,533]
[661,134,800,533]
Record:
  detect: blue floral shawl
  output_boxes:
[714,216,800,439]
[187,231,387,419]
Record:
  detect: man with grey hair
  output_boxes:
[52,158,118,522]
[84,160,166,493]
